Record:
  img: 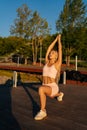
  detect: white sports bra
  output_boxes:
[43,64,57,79]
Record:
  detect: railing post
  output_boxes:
[13,71,17,87]
[63,71,66,85]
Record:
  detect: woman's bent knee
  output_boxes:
[38,86,44,95]
[38,85,52,97]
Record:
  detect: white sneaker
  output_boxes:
[57,92,64,101]
[34,110,47,120]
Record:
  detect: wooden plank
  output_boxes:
[0,82,87,130]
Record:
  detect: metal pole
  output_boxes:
[75,55,77,71]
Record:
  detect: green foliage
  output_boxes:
[77,61,87,68]
[10,4,50,39]
[10,4,50,64]
[56,0,87,61]
[10,4,32,38]
[16,43,32,60]
[0,37,16,56]
[0,1,87,65]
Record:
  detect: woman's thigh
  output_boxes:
[39,85,52,97]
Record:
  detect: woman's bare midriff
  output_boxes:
[43,76,56,84]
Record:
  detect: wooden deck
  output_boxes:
[0,80,87,130]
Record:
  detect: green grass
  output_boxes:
[0,70,42,82]
[0,70,13,77]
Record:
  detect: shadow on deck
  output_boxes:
[0,79,87,130]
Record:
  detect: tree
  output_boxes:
[16,43,32,64]
[56,0,87,66]
[29,11,50,65]
[10,4,50,65]
[10,4,32,38]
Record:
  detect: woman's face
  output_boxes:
[49,50,57,60]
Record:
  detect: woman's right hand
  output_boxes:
[58,34,61,42]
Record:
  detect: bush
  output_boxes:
[77,61,87,68]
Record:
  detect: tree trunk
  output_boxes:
[32,39,35,65]
[66,55,70,67]
[32,39,37,65]
[25,58,27,65]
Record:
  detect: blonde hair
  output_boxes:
[48,50,58,62]
[52,50,58,62]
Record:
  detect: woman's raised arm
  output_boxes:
[56,34,62,66]
[45,36,58,63]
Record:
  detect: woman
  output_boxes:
[34,34,64,120]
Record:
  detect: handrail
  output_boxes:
[0,64,43,74]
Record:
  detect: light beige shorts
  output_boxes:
[43,82,59,97]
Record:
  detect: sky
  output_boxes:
[0,0,87,37]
